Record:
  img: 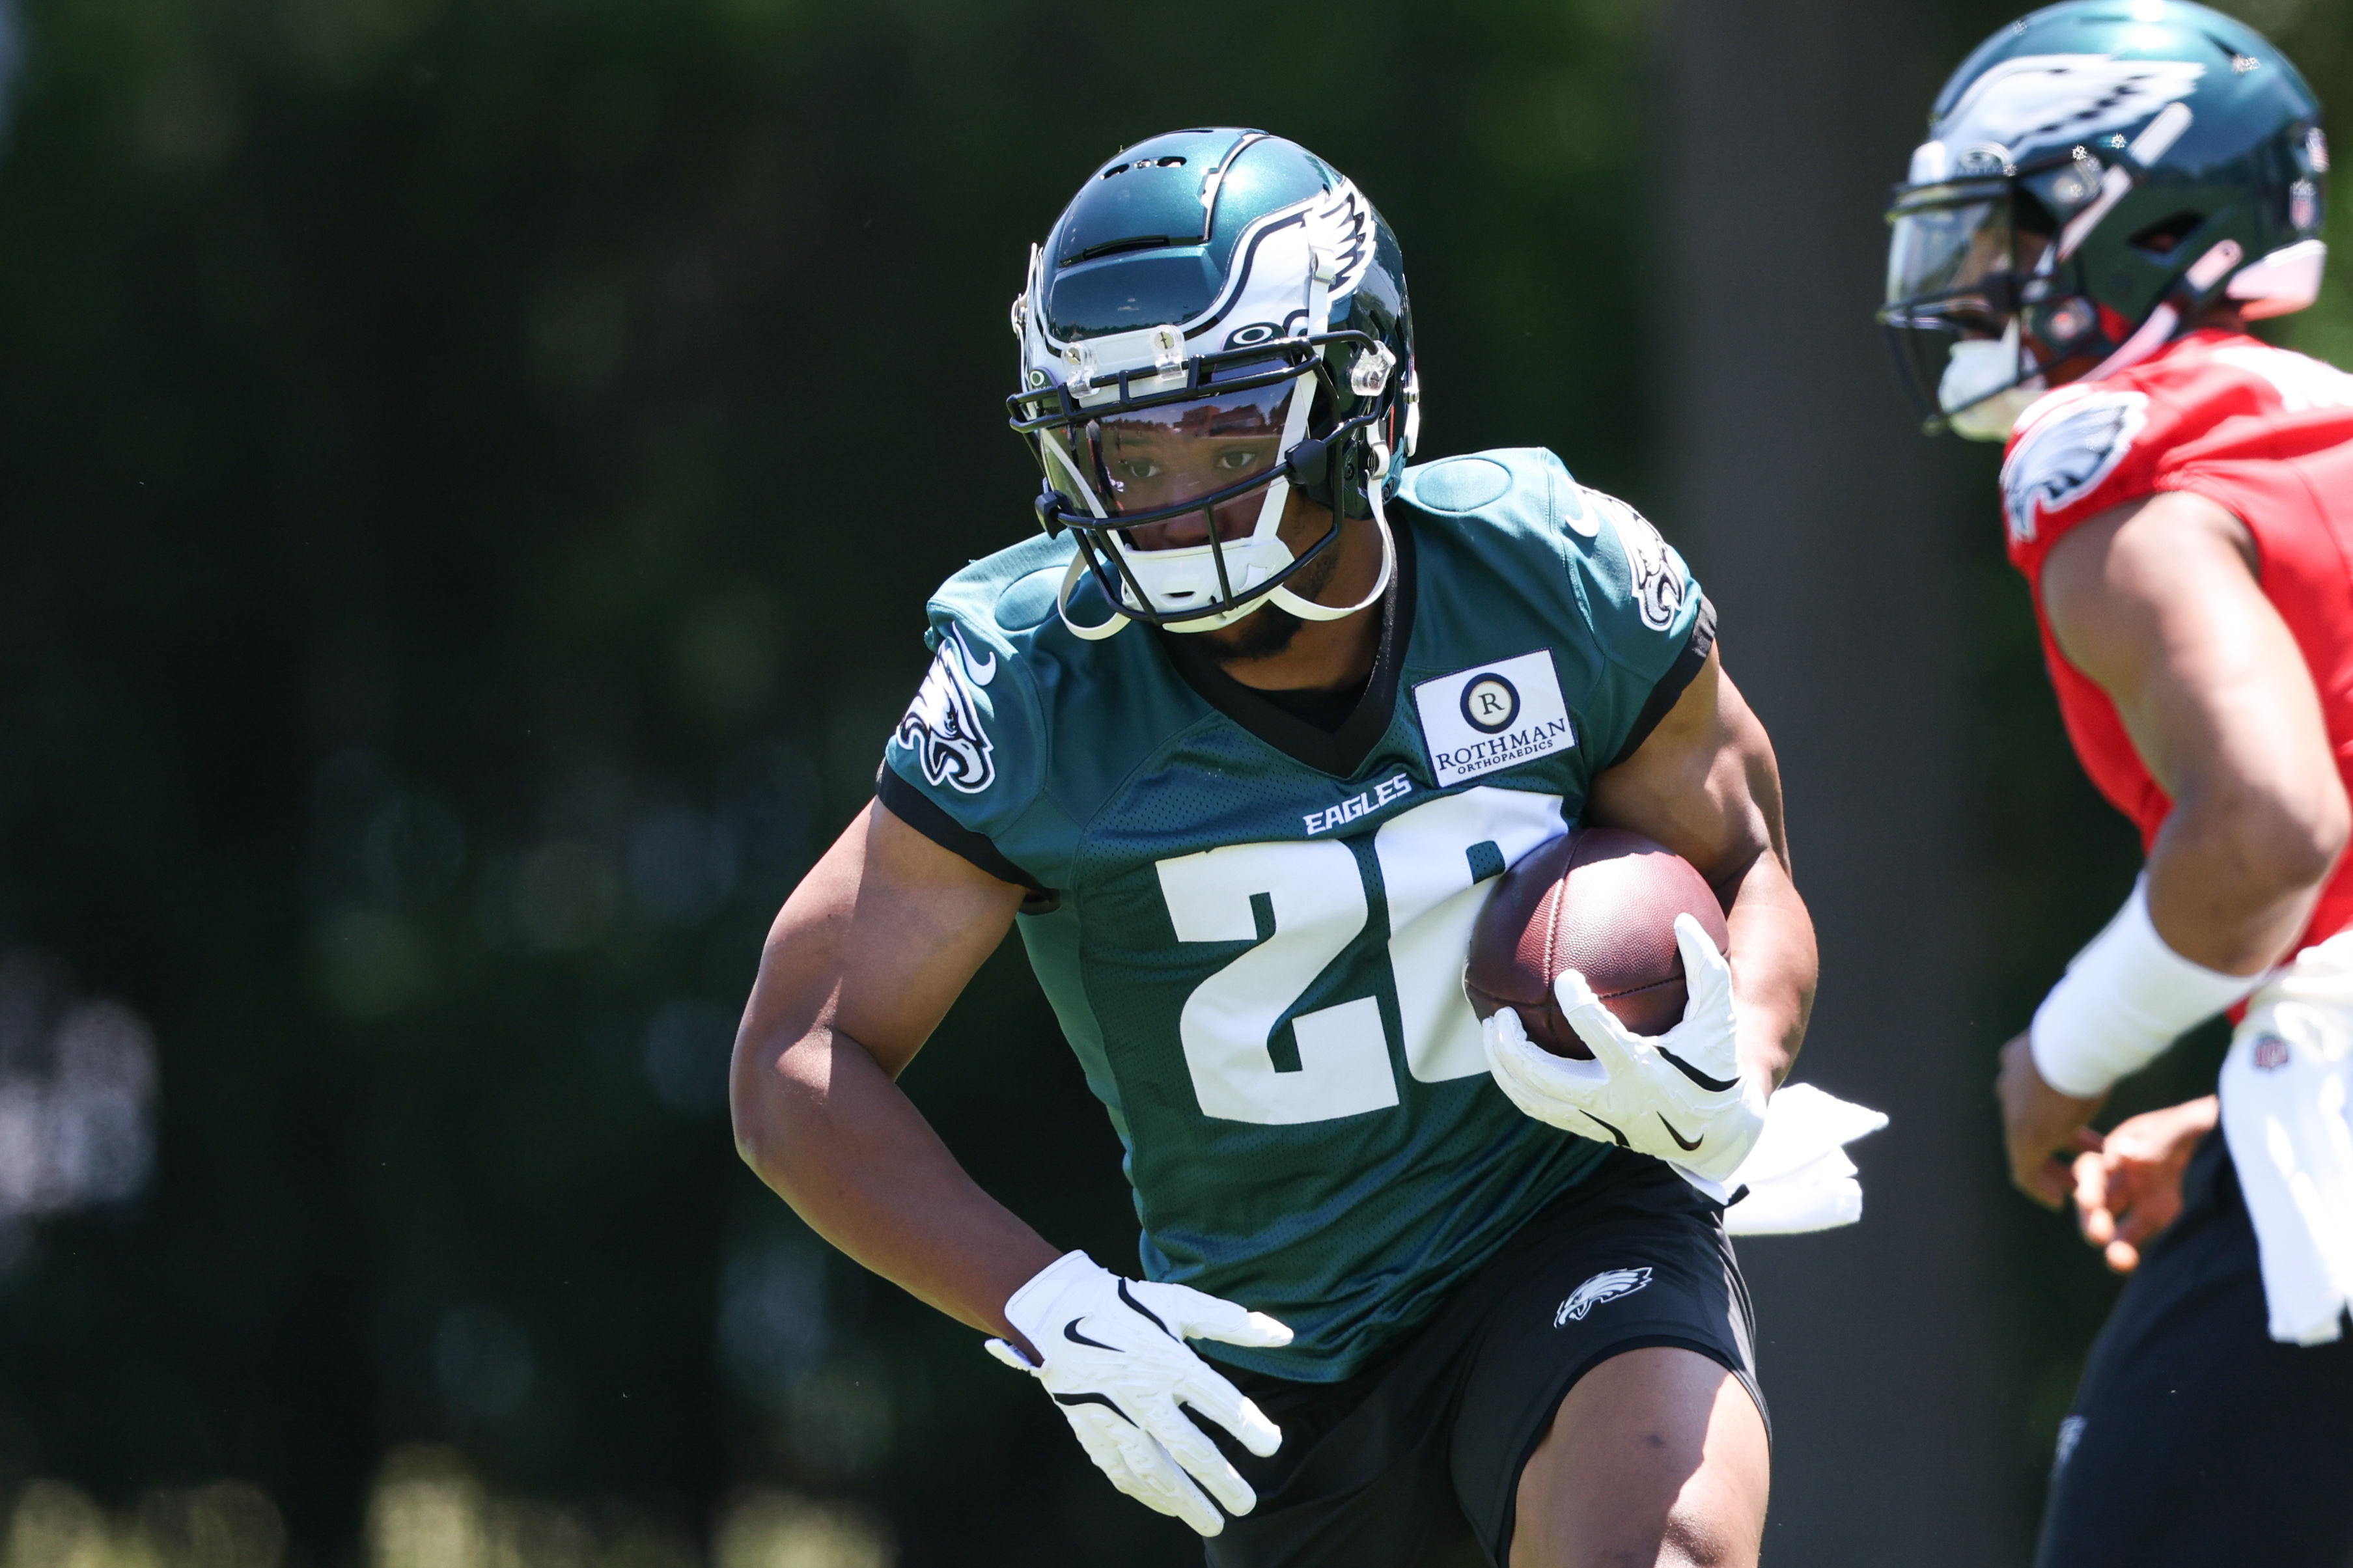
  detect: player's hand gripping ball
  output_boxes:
[1462,827,1731,1052]
[1464,828,1766,1183]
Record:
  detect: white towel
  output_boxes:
[1678,1082,1889,1236]
[2220,929,2353,1345]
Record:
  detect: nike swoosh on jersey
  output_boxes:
[948,622,997,685]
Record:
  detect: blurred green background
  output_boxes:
[0,0,2345,1563]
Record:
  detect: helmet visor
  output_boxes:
[1882,187,2057,433]
[1886,195,2013,327]
[1052,373,1304,543]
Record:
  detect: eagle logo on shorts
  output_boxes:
[896,624,998,795]
[2001,391,2149,545]
[1555,1266,1652,1327]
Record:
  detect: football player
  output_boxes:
[734,130,1818,1567]
[1881,3,2353,1562]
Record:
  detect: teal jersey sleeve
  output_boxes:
[878,561,1065,892]
[1559,479,1712,769]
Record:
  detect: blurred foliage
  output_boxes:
[0,0,1664,1561]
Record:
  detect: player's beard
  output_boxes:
[1200,538,1344,666]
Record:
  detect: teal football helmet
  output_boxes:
[1882,0,2329,439]
[1007,130,1417,637]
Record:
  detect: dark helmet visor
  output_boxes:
[1886,191,2014,328]
[1881,182,2059,430]
[1060,376,1301,528]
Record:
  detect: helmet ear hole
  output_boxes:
[2128,210,2208,257]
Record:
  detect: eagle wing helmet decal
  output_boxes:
[896,624,999,795]
[1300,178,1375,302]
[2000,389,2151,543]
[1555,1266,1654,1327]
[1932,54,2203,165]
[1199,176,1378,351]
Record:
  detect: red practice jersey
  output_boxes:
[2002,328,2353,950]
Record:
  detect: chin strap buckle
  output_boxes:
[1283,437,1330,485]
[1034,488,1072,538]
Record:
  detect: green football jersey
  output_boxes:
[880,447,1712,1381]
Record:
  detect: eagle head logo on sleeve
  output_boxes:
[2001,390,2149,545]
[1553,1265,1654,1327]
[897,624,999,795]
[1593,492,1686,631]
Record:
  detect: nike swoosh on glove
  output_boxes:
[1482,912,1768,1183]
[984,1250,1291,1537]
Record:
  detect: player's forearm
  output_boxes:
[1721,849,1815,1090]
[2146,782,2346,975]
[731,1024,1059,1345]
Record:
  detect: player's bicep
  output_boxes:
[742,799,1025,1080]
[1585,648,1788,899]
[2040,492,2330,808]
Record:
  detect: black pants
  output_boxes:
[2038,1129,2353,1567]
[1203,1151,1762,1568]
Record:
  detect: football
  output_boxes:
[1462,827,1731,1056]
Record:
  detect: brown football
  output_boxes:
[1462,827,1730,1056]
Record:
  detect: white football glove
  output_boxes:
[1482,913,1768,1183]
[984,1251,1290,1537]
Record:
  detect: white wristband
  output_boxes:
[2029,876,2261,1097]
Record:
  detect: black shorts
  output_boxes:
[2037,1128,2353,1567]
[1201,1151,1763,1568]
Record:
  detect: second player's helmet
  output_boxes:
[1008,129,1417,637]
[1881,0,2328,439]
